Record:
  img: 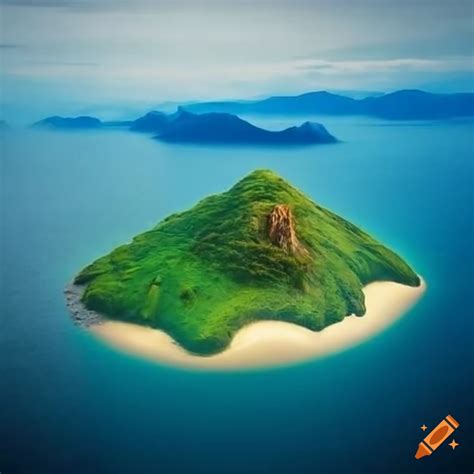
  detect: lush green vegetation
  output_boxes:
[76,169,420,355]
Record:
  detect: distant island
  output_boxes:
[184,89,474,120]
[34,109,337,145]
[34,116,103,129]
[153,109,336,144]
[68,169,421,358]
[34,89,474,140]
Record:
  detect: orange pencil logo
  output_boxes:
[415,415,460,459]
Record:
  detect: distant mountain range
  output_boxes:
[32,88,474,146]
[34,109,337,145]
[184,89,474,120]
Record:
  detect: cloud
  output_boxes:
[0,0,188,11]
[29,60,99,67]
[2,0,473,107]
[294,57,474,75]
[5,55,473,101]
[0,43,24,49]
[0,0,144,13]
[1,0,96,7]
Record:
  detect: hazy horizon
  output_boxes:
[1,0,473,122]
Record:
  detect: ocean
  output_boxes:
[1,116,473,473]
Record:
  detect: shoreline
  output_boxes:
[66,277,426,370]
[65,283,104,327]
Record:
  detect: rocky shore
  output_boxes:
[65,283,105,327]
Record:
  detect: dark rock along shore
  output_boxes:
[65,283,104,327]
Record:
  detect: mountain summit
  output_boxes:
[73,169,420,355]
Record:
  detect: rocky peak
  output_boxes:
[267,204,301,254]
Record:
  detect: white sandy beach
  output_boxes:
[89,277,425,370]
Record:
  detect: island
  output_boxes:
[33,89,474,136]
[34,115,103,129]
[35,109,337,145]
[67,169,424,368]
[152,109,337,144]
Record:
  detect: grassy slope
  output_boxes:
[75,170,420,354]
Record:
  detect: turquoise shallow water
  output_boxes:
[1,117,473,473]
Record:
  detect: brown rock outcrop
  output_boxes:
[267,204,302,254]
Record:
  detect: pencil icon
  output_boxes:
[415,415,459,459]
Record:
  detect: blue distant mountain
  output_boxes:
[129,111,170,132]
[184,89,474,119]
[34,116,103,129]
[35,109,337,145]
[185,92,360,116]
[34,115,134,130]
[361,90,474,119]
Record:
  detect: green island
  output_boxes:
[74,169,420,355]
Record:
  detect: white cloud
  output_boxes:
[1,0,473,115]
[6,55,473,88]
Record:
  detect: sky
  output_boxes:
[1,0,473,122]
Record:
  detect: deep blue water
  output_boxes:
[1,117,473,474]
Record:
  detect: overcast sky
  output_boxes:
[1,0,473,121]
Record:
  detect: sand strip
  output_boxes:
[79,278,426,370]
